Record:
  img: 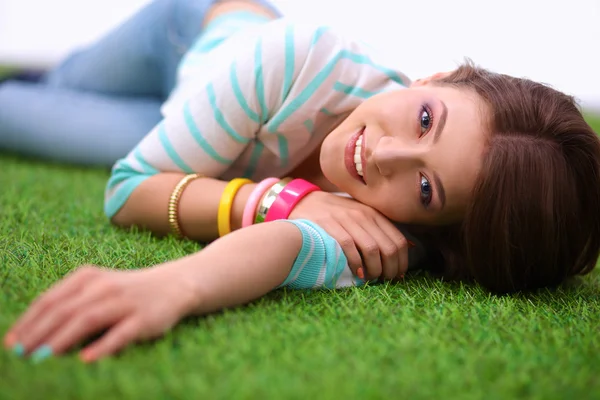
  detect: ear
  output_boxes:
[410,71,453,87]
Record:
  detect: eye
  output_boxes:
[420,174,433,207]
[419,105,434,137]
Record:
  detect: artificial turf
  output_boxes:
[0,118,599,399]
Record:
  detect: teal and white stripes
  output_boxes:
[230,61,261,124]
[183,102,232,165]
[254,37,269,124]
[279,220,365,289]
[281,24,296,100]
[104,18,409,223]
[157,123,194,173]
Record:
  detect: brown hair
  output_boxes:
[427,61,600,294]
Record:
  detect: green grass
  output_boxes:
[586,113,600,133]
[1,117,600,399]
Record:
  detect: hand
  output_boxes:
[289,191,411,281]
[3,265,197,362]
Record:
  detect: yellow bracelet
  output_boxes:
[218,178,253,237]
[168,174,202,238]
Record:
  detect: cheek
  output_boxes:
[355,183,418,223]
[379,115,418,144]
[378,202,414,222]
[355,93,408,125]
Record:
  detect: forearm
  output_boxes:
[111,173,256,242]
[160,221,302,315]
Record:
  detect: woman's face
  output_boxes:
[320,80,488,225]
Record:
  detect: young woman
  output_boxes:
[3,0,600,363]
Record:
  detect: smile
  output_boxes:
[354,134,364,177]
[345,127,366,185]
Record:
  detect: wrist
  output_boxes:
[264,179,320,222]
[288,190,328,219]
[149,261,204,318]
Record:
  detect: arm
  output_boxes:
[3,219,370,362]
[175,219,364,312]
[110,174,256,241]
[175,221,303,315]
[105,20,315,242]
[3,221,301,361]
[167,218,362,315]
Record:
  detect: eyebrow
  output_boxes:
[433,172,446,210]
[433,100,448,144]
[432,100,448,210]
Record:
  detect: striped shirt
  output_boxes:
[104,17,412,289]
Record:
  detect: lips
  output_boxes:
[345,127,366,184]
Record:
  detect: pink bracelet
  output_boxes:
[265,179,320,222]
[242,177,280,228]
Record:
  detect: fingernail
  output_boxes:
[12,343,25,357]
[407,240,416,248]
[79,350,93,363]
[357,268,365,280]
[31,345,53,363]
[5,333,17,347]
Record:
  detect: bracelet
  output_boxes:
[265,179,320,222]
[242,177,280,228]
[218,178,253,237]
[168,173,203,238]
[254,178,291,224]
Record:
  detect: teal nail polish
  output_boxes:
[12,343,25,357]
[31,345,53,363]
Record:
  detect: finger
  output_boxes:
[340,219,383,280]
[80,317,142,363]
[40,298,127,357]
[374,217,410,279]
[320,222,364,275]
[357,219,399,281]
[5,265,100,348]
[18,276,121,354]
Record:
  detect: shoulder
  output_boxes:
[256,19,411,85]
[253,18,358,55]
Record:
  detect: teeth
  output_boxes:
[354,134,363,177]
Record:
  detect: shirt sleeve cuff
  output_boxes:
[278,219,365,289]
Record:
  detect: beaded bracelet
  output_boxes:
[217,178,253,237]
[254,178,291,224]
[242,177,280,228]
[265,179,320,222]
[168,173,203,238]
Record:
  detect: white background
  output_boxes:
[1,0,598,108]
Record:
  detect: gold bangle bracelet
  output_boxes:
[168,173,202,238]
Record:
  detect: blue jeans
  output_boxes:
[0,0,280,166]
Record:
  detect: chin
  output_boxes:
[319,164,339,188]
[318,146,337,177]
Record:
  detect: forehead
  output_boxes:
[426,85,489,219]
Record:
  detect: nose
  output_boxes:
[372,136,426,177]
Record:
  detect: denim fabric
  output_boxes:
[0,0,281,165]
